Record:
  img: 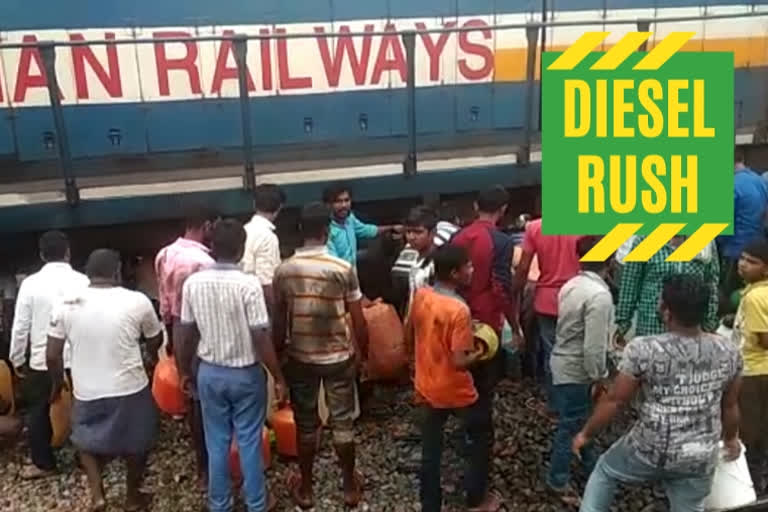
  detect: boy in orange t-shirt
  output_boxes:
[408,245,500,512]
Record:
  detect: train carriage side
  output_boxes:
[0,0,765,232]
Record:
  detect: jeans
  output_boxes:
[23,369,56,470]
[420,394,492,512]
[197,362,267,512]
[547,383,597,490]
[537,314,557,401]
[580,438,714,512]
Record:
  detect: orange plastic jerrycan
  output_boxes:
[151,356,187,416]
[0,360,14,415]
[230,427,272,486]
[50,377,73,448]
[272,406,297,457]
[365,303,407,381]
[272,404,323,458]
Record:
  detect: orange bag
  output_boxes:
[50,377,72,448]
[364,303,407,381]
[152,356,187,416]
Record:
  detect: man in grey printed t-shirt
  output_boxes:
[572,274,743,512]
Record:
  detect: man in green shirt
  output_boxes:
[615,236,720,343]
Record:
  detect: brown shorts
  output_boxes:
[284,357,357,445]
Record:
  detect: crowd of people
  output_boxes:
[1,147,767,512]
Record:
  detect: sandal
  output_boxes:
[343,470,364,508]
[19,464,56,480]
[467,491,503,512]
[288,472,314,510]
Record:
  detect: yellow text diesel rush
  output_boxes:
[565,78,714,215]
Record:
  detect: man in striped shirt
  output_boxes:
[177,219,286,512]
[273,202,369,509]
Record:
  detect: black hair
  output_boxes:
[735,146,746,164]
[39,230,69,262]
[661,274,710,328]
[184,207,217,231]
[742,237,768,264]
[437,202,458,223]
[254,184,286,214]
[477,185,510,214]
[211,218,246,261]
[85,248,121,280]
[577,236,612,272]
[322,181,351,203]
[301,202,331,239]
[433,244,470,281]
[404,205,438,231]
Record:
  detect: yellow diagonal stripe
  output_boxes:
[624,224,685,262]
[667,224,729,262]
[580,223,642,262]
[633,32,695,70]
[547,32,610,70]
[591,32,651,70]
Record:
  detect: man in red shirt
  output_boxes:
[513,213,581,413]
[451,186,522,468]
[452,186,517,335]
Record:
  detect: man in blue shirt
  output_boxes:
[718,148,768,301]
[322,182,401,266]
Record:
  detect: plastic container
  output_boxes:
[0,360,14,415]
[272,406,298,457]
[472,322,499,362]
[230,427,272,487]
[151,356,187,416]
[703,441,757,511]
[365,303,408,380]
[50,378,72,448]
[271,404,322,458]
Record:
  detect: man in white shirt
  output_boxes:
[47,248,163,511]
[177,219,287,512]
[242,183,285,312]
[9,231,89,479]
[241,184,285,450]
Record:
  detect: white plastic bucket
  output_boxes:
[704,441,757,511]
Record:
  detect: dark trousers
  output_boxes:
[537,314,557,403]
[190,397,208,477]
[23,369,56,470]
[739,375,768,493]
[420,394,492,512]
